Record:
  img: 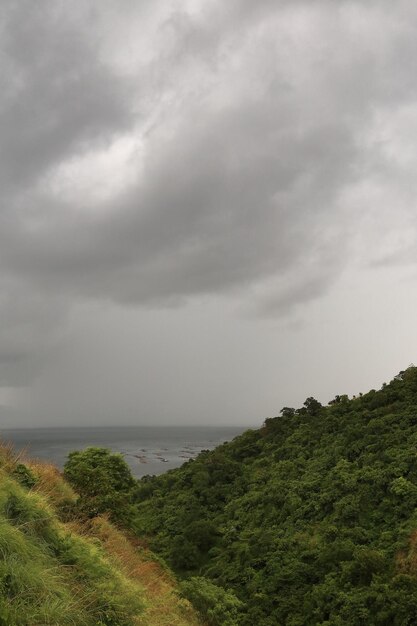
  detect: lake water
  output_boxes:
[0,425,247,478]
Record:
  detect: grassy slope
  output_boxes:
[133,366,417,625]
[0,445,202,626]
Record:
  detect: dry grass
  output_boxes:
[3,442,202,625]
[28,459,78,506]
[396,530,417,574]
[0,439,28,471]
[90,515,203,626]
[0,440,203,625]
[0,469,144,625]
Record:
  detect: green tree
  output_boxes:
[64,447,136,525]
[300,396,323,416]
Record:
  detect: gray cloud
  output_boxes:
[1,0,417,392]
[0,2,134,196]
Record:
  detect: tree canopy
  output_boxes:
[132,366,417,625]
[64,447,135,525]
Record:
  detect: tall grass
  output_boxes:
[0,440,202,626]
[0,471,144,625]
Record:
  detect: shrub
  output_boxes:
[64,447,136,525]
[12,464,37,489]
[181,576,243,626]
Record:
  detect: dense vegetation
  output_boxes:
[0,444,201,626]
[14,367,417,624]
[126,366,417,625]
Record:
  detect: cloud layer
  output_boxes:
[1,0,417,389]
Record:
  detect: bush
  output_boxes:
[181,576,243,626]
[64,448,136,525]
[12,464,37,490]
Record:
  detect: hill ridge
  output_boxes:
[133,366,417,625]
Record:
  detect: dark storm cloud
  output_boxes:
[1,0,417,385]
[0,0,135,383]
[4,111,354,302]
[0,1,134,195]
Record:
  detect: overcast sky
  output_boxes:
[1,0,417,428]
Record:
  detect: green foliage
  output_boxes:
[64,447,136,525]
[181,577,243,626]
[11,464,37,489]
[132,366,417,624]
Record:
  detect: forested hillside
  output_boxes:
[132,366,417,625]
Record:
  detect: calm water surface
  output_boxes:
[0,425,247,478]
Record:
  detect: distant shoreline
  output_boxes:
[0,424,248,478]
[0,423,256,432]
